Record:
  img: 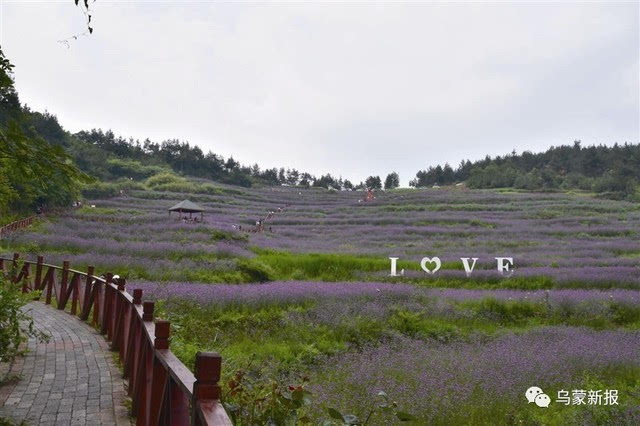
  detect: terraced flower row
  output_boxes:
[5,186,639,286]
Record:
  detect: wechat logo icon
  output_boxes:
[526,386,551,408]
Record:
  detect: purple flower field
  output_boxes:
[4,186,639,286]
[3,186,639,424]
[313,327,640,424]
[133,280,640,306]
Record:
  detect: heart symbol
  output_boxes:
[420,257,441,274]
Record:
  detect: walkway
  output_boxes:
[0,302,130,425]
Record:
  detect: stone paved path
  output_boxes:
[0,302,130,425]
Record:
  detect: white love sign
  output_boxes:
[388,257,405,277]
[460,257,478,277]
[389,256,515,277]
[420,257,441,274]
[496,257,514,277]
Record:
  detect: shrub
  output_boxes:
[114,179,146,191]
[150,182,196,193]
[0,273,48,365]
[106,158,168,180]
[223,369,313,425]
[236,259,275,282]
[81,182,119,199]
[560,172,594,190]
[145,172,186,188]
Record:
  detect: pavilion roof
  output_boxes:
[168,199,205,213]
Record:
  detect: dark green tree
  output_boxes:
[365,175,382,190]
[384,172,400,190]
[0,48,91,214]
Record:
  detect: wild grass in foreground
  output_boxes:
[314,330,640,425]
[144,282,640,425]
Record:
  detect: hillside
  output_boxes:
[4,185,639,287]
[2,45,639,222]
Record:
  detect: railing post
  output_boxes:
[154,320,170,350]
[34,256,44,290]
[148,320,171,424]
[124,289,143,378]
[101,273,113,335]
[143,301,155,321]
[59,260,70,309]
[44,267,54,305]
[19,263,31,293]
[92,277,102,326]
[133,301,155,424]
[80,266,94,320]
[132,289,142,305]
[70,273,81,315]
[113,278,126,352]
[193,352,222,400]
[10,253,19,282]
[192,352,223,425]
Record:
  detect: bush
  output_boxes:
[0,273,47,365]
[222,171,253,188]
[236,259,275,282]
[114,179,146,191]
[145,172,186,188]
[514,169,544,190]
[560,172,594,191]
[81,182,119,199]
[145,172,228,195]
[106,158,168,180]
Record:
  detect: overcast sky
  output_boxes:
[1,1,638,185]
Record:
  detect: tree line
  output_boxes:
[66,128,402,190]
[409,143,640,200]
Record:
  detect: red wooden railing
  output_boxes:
[0,253,232,426]
[0,216,37,238]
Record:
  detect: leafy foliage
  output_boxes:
[0,48,91,214]
[71,129,361,189]
[410,141,640,200]
[0,271,48,365]
[384,172,400,190]
[365,176,382,190]
[223,368,313,426]
[327,391,416,425]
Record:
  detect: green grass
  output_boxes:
[159,296,640,379]
[155,294,640,425]
[430,371,640,426]
[246,249,468,282]
[76,206,139,215]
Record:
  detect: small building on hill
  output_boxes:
[168,199,205,222]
